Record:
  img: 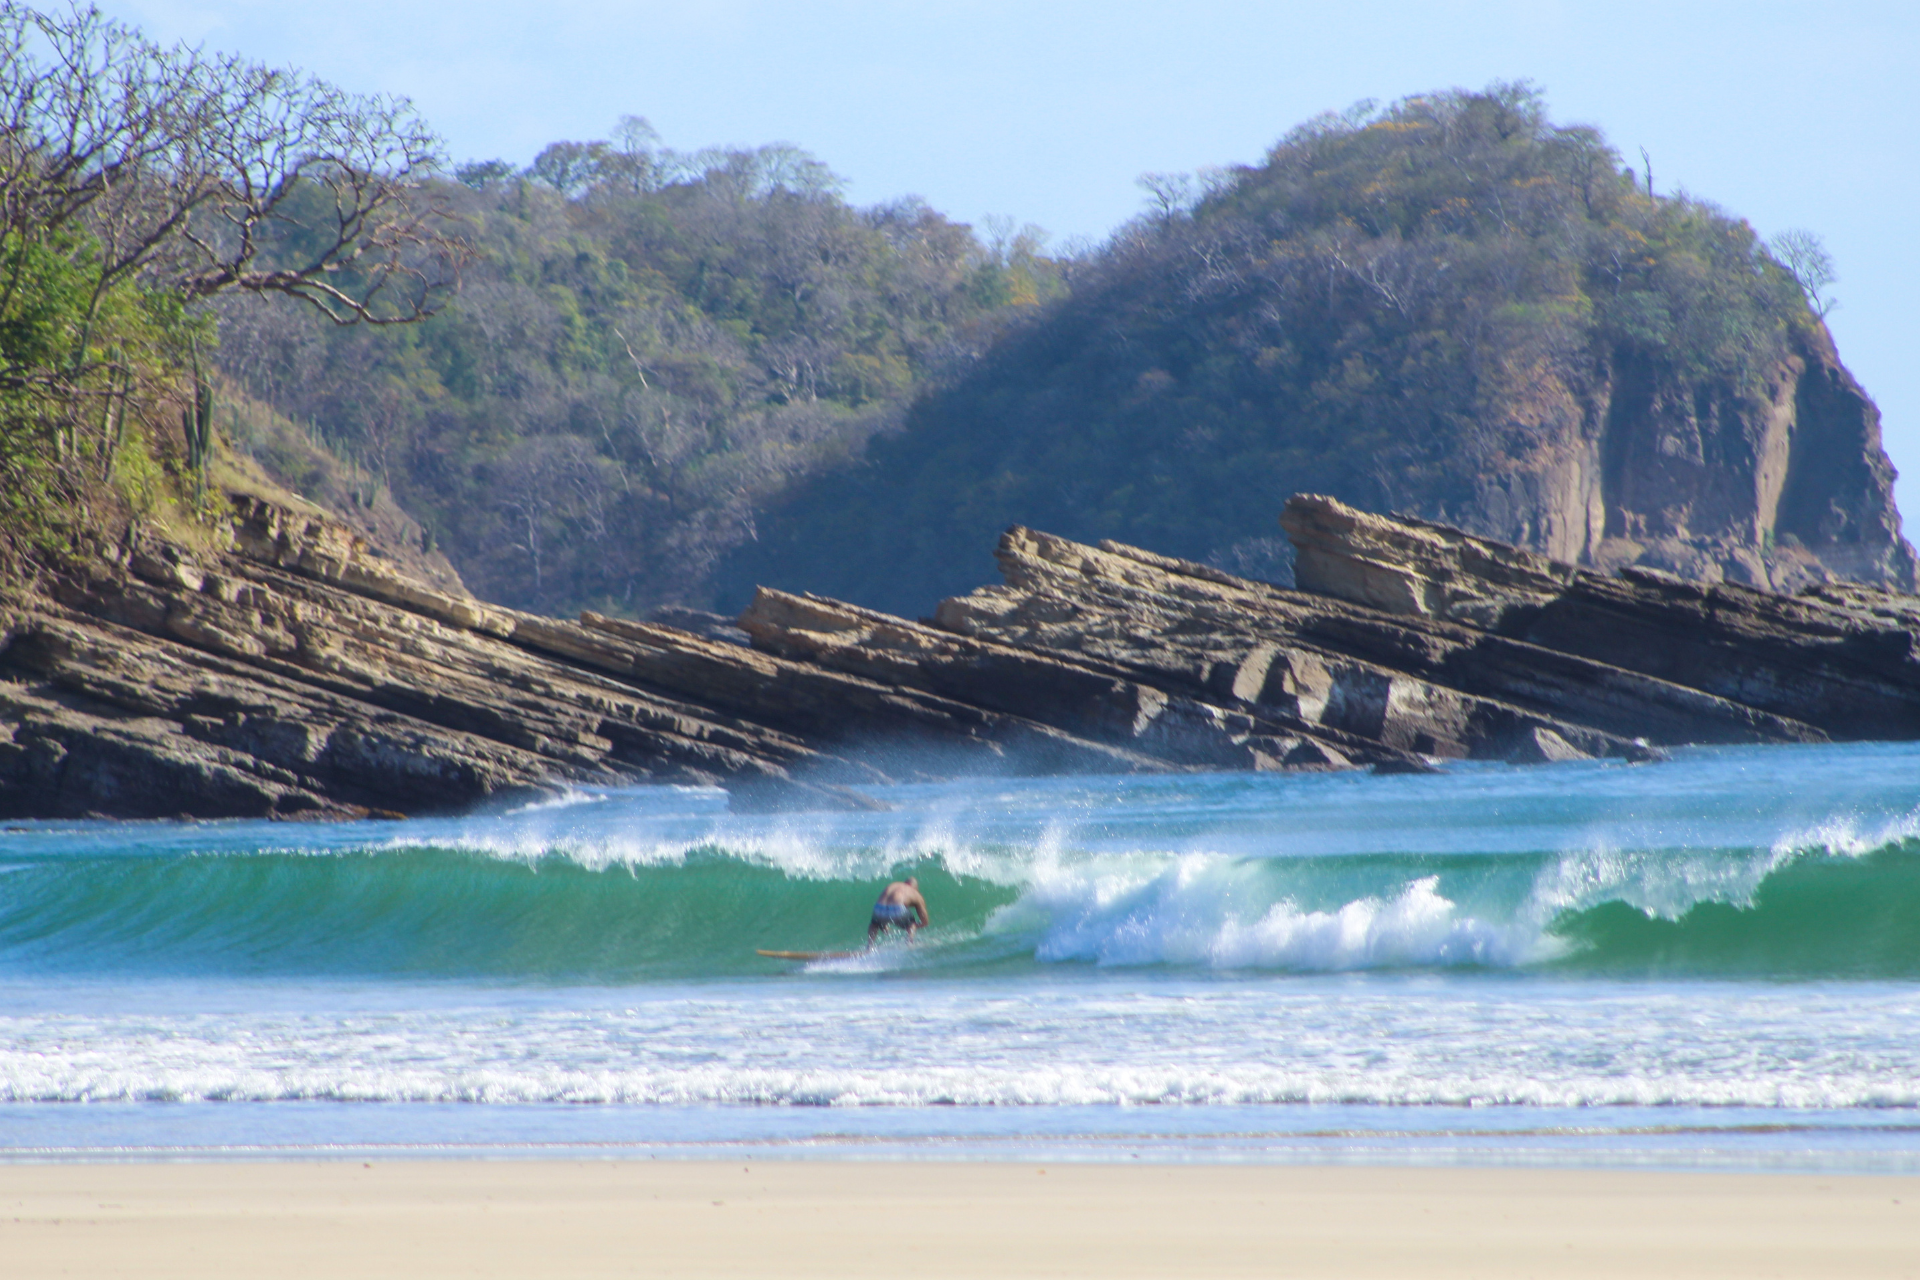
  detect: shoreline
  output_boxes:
[5,1159,1918,1278]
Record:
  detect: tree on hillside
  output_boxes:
[0,4,460,338]
[530,140,606,196]
[0,2,463,572]
[1768,228,1836,318]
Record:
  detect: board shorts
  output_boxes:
[871,903,916,929]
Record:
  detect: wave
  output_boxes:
[3,815,1919,980]
[1550,842,1920,976]
[8,979,1920,1109]
[0,843,1018,980]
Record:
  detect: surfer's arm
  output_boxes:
[912,894,929,926]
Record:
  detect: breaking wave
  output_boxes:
[3,810,1918,979]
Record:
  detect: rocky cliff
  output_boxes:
[0,495,880,818]
[5,489,1919,820]
[1465,325,1914,594]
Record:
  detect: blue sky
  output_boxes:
[111,0,1920,527]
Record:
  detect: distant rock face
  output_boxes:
[1459,327,1916,593]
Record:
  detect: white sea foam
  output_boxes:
[499,788,612,815]
[5,982,1919,1109]
[976,803,1920,971]
[1206,877,1546,969]
[985,854,1552,970]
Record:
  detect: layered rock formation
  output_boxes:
[4,489,1918,820]
[0,493,1200,819]
[0,496,859,819]
[1283,494,1920,742]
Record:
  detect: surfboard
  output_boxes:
[756,948,862,962]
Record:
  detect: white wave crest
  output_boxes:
[498,788,613,815]
[1770,806,1920,861]
[992,855,1550,970]
[362,793,1048,885]
[1526,842,1795,923]
[1525,805,1920,927]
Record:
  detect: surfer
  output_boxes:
[868,877,929,944]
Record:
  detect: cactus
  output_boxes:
[180,337,215,505]
[99,355,131,482]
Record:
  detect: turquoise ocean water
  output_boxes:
[5,741,1920,1169]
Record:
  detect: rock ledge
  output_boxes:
[4,491,1916,819]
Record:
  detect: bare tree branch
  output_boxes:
[0,1,466,338]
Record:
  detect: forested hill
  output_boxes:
[6,13,1902,632]
[216,138,1061,613]
[717,85,1912,617]
[0,1,1064,618]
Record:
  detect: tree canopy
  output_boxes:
[217,122,1063,611]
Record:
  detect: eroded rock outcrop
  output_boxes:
[1,493,1188,819]
[1,497,883,818]
[4,487,1918,820]
[1283,494,1920,741]
[918,526,1790,760]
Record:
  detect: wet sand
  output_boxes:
[5,1159,1918,1278]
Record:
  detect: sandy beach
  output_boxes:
[3,1159,1917,1278]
